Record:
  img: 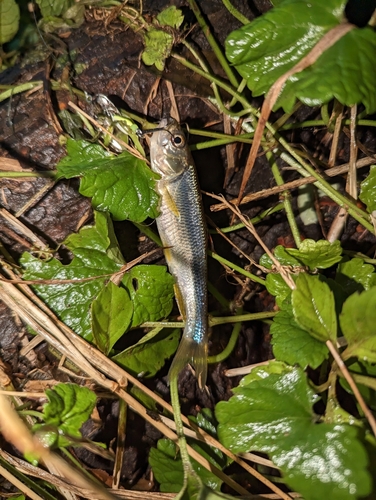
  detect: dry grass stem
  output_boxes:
[206,193,295,290]
[210,156,375,212]
[0,208,50,251]
[326,341,376,437]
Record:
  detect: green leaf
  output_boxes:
[271,301,329,369]
[141,6,183,71]
[285,239,342,270]
[121,265,174,327]
[142,30,174,71]
[359,165,376,214]
[240,360,290,386]
[0,0,20,44]
[21,212,122,340]
[261,240,342,271]
[149,410,228,493]
[278,27,376,113]
[112,328,180,377]
[225,0,376,113]
[91,282,133,355]
[265,273,292,307]
[33,383,96,448]
[56,139,159,222]
[149,439,183,492]
[336,257,376,295]
[260,245,301,269]
[226,0,344,95]
[292,273,337,343]
[35,0,73,18]
[156,5,184,28]
[56,139,111,179]
[340,288,376,362]
[216,364,372,500]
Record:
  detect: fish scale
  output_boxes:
[150,117,208,388]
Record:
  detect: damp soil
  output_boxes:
[0,0,376,495]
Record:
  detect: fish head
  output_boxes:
[150,117,191,178]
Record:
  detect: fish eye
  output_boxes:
[171,134,185,148]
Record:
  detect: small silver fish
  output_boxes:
[150,117,208,388]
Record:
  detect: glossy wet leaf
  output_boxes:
[112,328,180,377]
[121,265,174,327]
[21,212,122,341]
[91,281,133,354]
[0,0,20,44]
[336,257,376,295]
[149,409,227,493]
[292,273,337,343]
[271,302,328,368]
[277,27,376,113]
[216,364,371,500]
[285,239,342,270]
[225,0,376,113]
[33,383,96,448]
[359,165,376,214]
[226,0,344,95]
[56,139,159,222]
[340,288,376,362]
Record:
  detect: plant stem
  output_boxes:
[0,171,56,178]
[169,375,198,480]
[0,454,57,500]
[208,321,241,363]
[280,152,373,233]
[326,340,376,437]
[267,151,301,248]
[208,250,265,285]
[210,311,276,325]
[207,281,229,309]
[186,0,239,88]
[140,311,275,329]
[222,0,250,24]
[0,81,43,103]
[190,127,254,143]
[208,203,284,234]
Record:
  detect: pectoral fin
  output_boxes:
[162,186,180,219]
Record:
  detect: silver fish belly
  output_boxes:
[150,117,208,388]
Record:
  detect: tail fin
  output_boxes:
[168,336,208,389]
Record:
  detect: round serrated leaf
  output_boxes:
[112,329,180,378]
[91,282,133,355]
[121,265,174,326]
[359,165,376,214]
[340,288,376,362]
[21,212,123,340]
[292,273,337,343]
[79,153,159,222]
[0,0,20,44]
[271,304,329,369]
[216,366,371,500]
